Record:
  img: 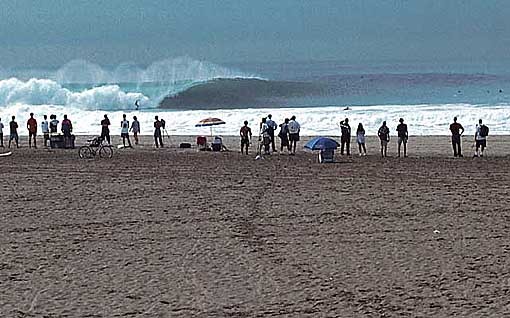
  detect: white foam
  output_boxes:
[0,78,149,110]
[1,103,508,136]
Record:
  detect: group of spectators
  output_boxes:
[239,116,491,158]
[335,116,489,158]
[0,113,72,148]
[239,114,301,156]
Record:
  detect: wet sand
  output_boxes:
[1,135,510,317]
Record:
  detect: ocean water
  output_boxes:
[0,57,509,136]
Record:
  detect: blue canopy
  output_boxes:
[304,137,340,150]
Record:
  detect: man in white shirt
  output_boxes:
[287,115,300,155]
[41,115,50,147]
[265,114,278,153]
[0,117,4,147]
[259,117,271,155]
[474,119,488,157]
[121,114,132,148]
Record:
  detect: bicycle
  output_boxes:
[78,136,114,159]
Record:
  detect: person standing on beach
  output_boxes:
[239,120,252,155]
[259,117,271,155]
[449,117,464,157]
[288,116,300,155]
[278,118,290,154]
[27,113,37,149]
[61,115,73,148]
[8,116,19,148]
[474,119,489,157]
[378,121,390,157]
[130,116,140,145]
[101,114,111,144]
[356,123,367,156]
[0,117,4,147]
[120,114,132,148]
[49,115,59,133]
[41,115,49,147]
[396,118,408,157]
[154,116,164,148]
[266,114,277,153]
[340,118,351,155]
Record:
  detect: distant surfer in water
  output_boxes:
[135,100,140,110]
[344,107,350,111]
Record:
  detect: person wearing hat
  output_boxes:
[396,118,408,157]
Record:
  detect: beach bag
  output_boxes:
[480,125,489,137]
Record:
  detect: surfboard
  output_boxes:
[0,151,13,157]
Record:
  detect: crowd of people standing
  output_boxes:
[238,115,491,158]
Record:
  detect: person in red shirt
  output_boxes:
[27,113,37,149]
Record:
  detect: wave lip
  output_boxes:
[159,78,324,110]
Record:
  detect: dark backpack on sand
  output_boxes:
[480,125,489,137]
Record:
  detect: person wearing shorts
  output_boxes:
[130,116,140,145]
[287,116,300,155]
[378,121,390,157]
[474,119,488,157]
[239,120,252,155]
[27,113,37,148]
[120,114,132,148]
[396,118,408,157]
[9,116,19,148]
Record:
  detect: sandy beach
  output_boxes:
[1,134,510,317]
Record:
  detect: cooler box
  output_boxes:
[50,134,75,149]
[50,135,64,149]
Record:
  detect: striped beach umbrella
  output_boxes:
[195,117,226,136]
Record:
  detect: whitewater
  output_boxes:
[1,57,509,136]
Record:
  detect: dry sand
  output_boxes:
[1,134,510,317]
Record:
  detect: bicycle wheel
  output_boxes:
[78,146,94,159]
[99,145,113,158]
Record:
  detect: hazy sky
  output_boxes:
[1,0,509,68]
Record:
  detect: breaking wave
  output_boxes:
[0,78,149,110]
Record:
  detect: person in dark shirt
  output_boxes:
[154,116,164,148]
[100,114,111,144]
[396,118,408,157]
[8,116,19,148]
[339,118,351,155]
[239,120,252,155]
[49,114,59,133]
[377,121,390,157]
[449,117,464,157]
